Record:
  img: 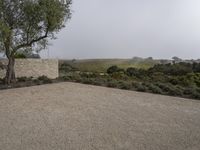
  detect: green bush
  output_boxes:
[17,76,33,82]
[155,82,183,96]
[61,76,71,81]
[60,63,78,72]
[91,78,106,86]
[119,81,132,90]
[191,91,200,99]
[168,87,183,96]
[107,66,124,74]
[147,83,163,94]
[132,82,147,92]
[150,72,168,82]
[38,76,52,84]
[111,72,128,80]
[80,72,98,78]
[14,53,26,59]
[66,73,82,82]
[0,78,4,84]
[148,63,193,76]
[183,87,194,95]
[81,78,94,84]
[106,80,119,88]
[33,79,41,85]
[155,83,172,92]
[126,67,140,77]
[169,77,179,85]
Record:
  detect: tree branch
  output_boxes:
[13,28,49,53]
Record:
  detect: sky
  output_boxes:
[40,0,200,59]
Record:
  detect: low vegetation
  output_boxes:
[59,58,158,73]
[0,76,54,90]
[0,59,200,100]
[60,62,200,100]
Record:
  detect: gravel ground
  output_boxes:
[0,82,200,150]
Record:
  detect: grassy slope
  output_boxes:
[60,59,160,72]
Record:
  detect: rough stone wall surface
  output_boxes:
[0,59,58,79]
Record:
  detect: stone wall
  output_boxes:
[0,59,59,79]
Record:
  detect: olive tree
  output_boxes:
[0,0,72,84]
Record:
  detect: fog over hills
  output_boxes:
[40,0,200,59]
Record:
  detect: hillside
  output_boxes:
[59,58,160,72]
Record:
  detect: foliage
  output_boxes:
[0,0,72,84]
[59,59,156,73]
[107,66,124,74]
[132,82,147,92]
[126,67,148,79]
[0,0,72,53]
[59,62,200,100]
[144,83,163,94]
[14,53,26,59]
[17,76,33,82]
[148,63,194,76]
[38,76,52,84]
[106,80,119,88]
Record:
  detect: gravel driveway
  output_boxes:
[0,82,200,150]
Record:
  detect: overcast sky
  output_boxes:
[40,0,200,59]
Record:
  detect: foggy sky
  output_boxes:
[40,0,200,59]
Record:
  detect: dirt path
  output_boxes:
[0,82,200,150]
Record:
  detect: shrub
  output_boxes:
[119,81,132,90]
[191,91,200,99]
[91,78,106,86]
[155,83,172,92]
[33,79,41,85]
[183,87,194,95]
[148,63,194,76]
[66,73,82,82]
[169,77,179,85]
[111,72,128,80]
[169,87,183,96]
[0,78,4,84]
[61,76,71,81]
[81,78,94,84]
[14,53,26,59]
[126,67,139,77]
[38,76,52,84]
[132,82,147,92]
[147,83,163,94]
[178,76,192,87]
[193,63,200,73]
[80,72,98,78]
[183,87,200,99]
[107,66,124,74]
[17,76,33,82]
[92,80,104,86]
[150,72,168,82]
[60,63,78,72]
[137,85,147,92]
[126,67,148,78]
[106,80,119,88]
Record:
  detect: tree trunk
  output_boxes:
[5,56,16,85]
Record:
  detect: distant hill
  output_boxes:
[60,58,159,72]
[60,57,200,73]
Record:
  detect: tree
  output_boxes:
[0,0,72,84]
[107,66,124,74]
[172,56,182,62]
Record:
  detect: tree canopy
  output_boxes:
[0,0,71,55]
[0,0,72,84]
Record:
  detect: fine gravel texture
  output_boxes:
[0,82,200,150]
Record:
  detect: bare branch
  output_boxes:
[13,28,49,53]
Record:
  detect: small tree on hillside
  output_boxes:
[0,0,72,84]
